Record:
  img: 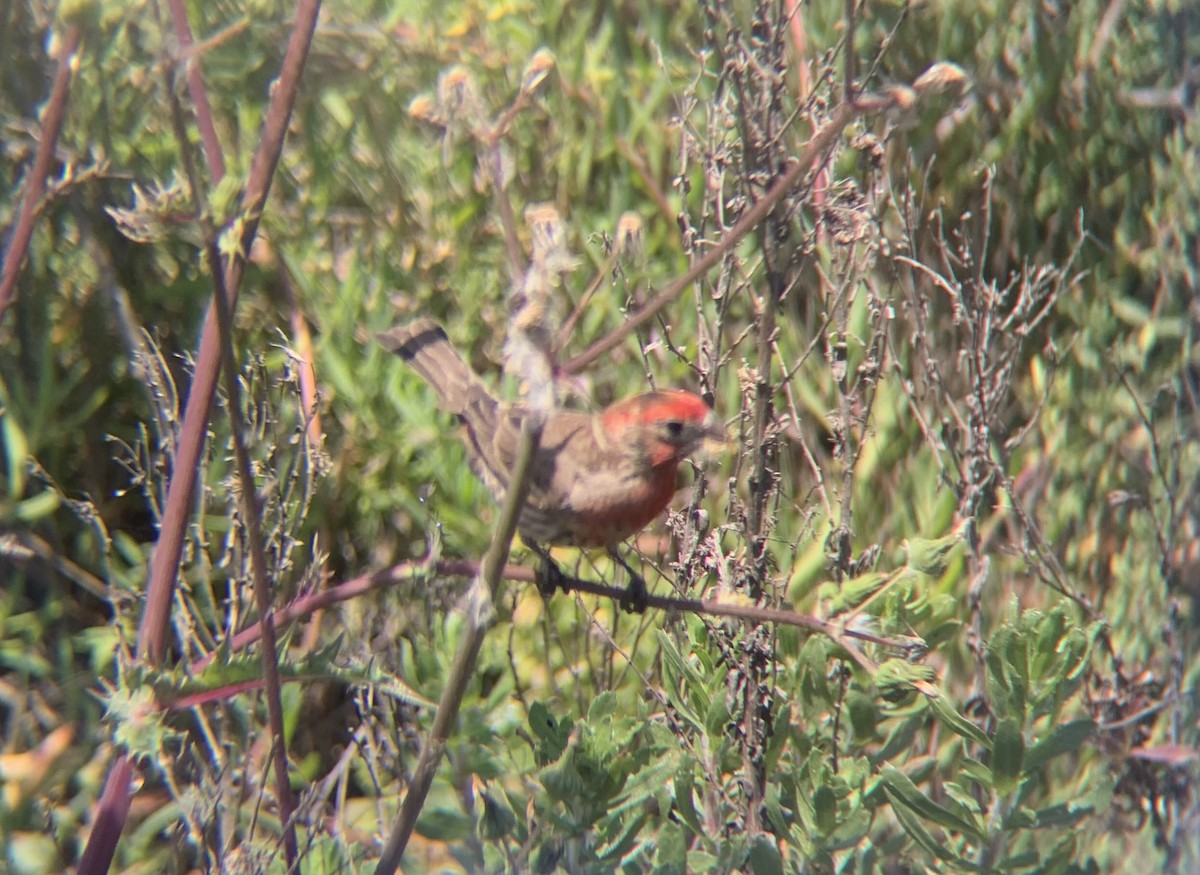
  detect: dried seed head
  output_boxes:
[522,48,556,95]
[913,62,969,98]
[615,212,645,262]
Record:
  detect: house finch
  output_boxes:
[379,319,726,609]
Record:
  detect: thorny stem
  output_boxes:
[0,27,81,323]
[165,0,227,180]
[157,17,301,862]
[725,9,793,832]
[137,0,320,664]
[76,4,321,875]
[207,239,298,866]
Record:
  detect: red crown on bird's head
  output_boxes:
[600,391,726,467]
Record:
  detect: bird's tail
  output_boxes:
[378,318,490,417]
[379,318,513,496]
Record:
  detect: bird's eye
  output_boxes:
[664,420,685,438]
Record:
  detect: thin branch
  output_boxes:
[9,530,110,601]
[554,247,620,354]
[74,756,134,875]
[196,556,928,675]
[208,237,298,864]
[165,0,227,180]
[562,100,858,374]
[0,27,81,324]
[281,270,325,453]
[843,0,857,105]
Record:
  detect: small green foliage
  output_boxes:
[991,717,1026,795]
[476,785,517,840]
[873,658,937,702]
[103,684,180,763]
[902,526,966,578]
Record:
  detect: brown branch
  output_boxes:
[137,0,322,664]
[82,4,322,875]
[75,755,133,875]
[10,530,110,601]
[196,556,927,673]
[281,270,325,453]
[0,27,81,324]
[165,0,227,180]
[192,561,442,672]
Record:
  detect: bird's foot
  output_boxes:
[609,547,649,614]
[619,571,649,614]
[533,546,570,599]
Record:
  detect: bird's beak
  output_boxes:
[695,412,731,461]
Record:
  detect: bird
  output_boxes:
[378,318,726,610]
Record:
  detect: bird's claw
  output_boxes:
[619,571,649,614]
[535,551,570,599]
[608,546,649,613]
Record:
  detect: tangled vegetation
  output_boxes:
[1,0,1197,872]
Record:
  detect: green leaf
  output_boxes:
[902,527,966,577]
[1027,798,1096,829]
[529,701,570,763]
[888,793,972,866]
[105,684,181,759]
[5,829,60,874]
[594,807,648,864]
[654,820,687,875]
[415,805,473,842]
[821,571,889,614]
[540,747,584,802]
[1003,629,1031,719]
[1039,833,1079,875]
[657,629,706,731]
[704,683,732,739]
[927,695,991,748]
[656,629,706,688]
[673,763,704,836]
[747,834,784,875]
[1111,295,1150,326]
[477,786,517,840]
[873,658,936,702]
[611,748,681,817]
[1025,719,1096,772]
[2,411,30,498]
[587,689,618,723]
[876,712,926,761]
[813,784,838,836]
[764,783,808,855]
[847,689,880,740]
[879,765,983,838]
[14,489,60,522]
[991,718,1025,795]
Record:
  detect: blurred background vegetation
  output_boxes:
[1,0,1197,872]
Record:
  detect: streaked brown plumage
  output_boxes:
[378,319,725,550]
